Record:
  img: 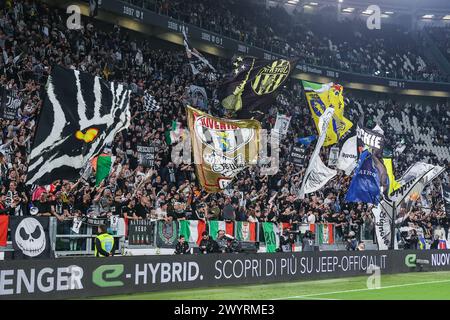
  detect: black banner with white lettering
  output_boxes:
[290,145,307,167]
[1,250,450,299]
[0,87,21,120]
[137,144,157,168]
[128,219,154,246]
[82,217,107,227]
[356,117,385,154]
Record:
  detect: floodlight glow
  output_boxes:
[443,15,450,20]
[422,14,434,19]
[342,7,354,13]
[362,9,374,15]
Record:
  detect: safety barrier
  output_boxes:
[0,249,449,299]
[0,217,375,258]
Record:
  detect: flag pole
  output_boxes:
[390,200,396,250]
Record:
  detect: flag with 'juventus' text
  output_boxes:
[186,105,261,193]
[26,65,131,185]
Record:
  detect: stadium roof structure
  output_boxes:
[272,0,450,20]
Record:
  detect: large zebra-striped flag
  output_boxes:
[26,65,131,185]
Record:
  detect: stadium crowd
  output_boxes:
[0,0,448,250]
[130,0,450,82]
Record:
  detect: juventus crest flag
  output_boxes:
[26,65,131,185]
[219,57,298,120]
[186,106,261,193]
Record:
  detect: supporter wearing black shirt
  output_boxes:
[75,192,91,216]
[221,198,236,221]
[198,232,217,254]
[122,199,138,220]
[174,235,190,254]
[35,193,54,217]
[279,207,293,224]
[134,199,148,219]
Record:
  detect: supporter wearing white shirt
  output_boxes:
[307,211,316,224]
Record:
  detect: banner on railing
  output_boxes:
[1,250,450,299]
[82,216,107,226]
[0,215,8,247]
[235,221,257,242]
[155,220,179,248]
[10,217,52,259]
[128,220,154,246]
[298,223,335,245]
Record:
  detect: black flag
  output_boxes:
[26,65,131,185]
[10,217,52,259]
[0,86,22,120]
[218,56,297,119]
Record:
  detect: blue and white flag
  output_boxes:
[296,135,316,146]
[345,150,381,205]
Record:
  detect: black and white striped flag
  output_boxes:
[143,91,160,112]
[26,65,131,185]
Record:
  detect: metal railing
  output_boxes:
[52,218,126,257]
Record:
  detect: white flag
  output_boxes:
[398,162,438,185]
[337,135,357,175]
[274,114,291,136]
[299,108,336,197]
[372,201,394,250]
[302,155,337,194]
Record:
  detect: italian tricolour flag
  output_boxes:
[179,220,206,245]
[235,222,256,241]
[317,224,334,245]
[208,221,234,240]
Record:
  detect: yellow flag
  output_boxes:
[383,158,401,195]
[186,106,261,193]
[302,80,353,146]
